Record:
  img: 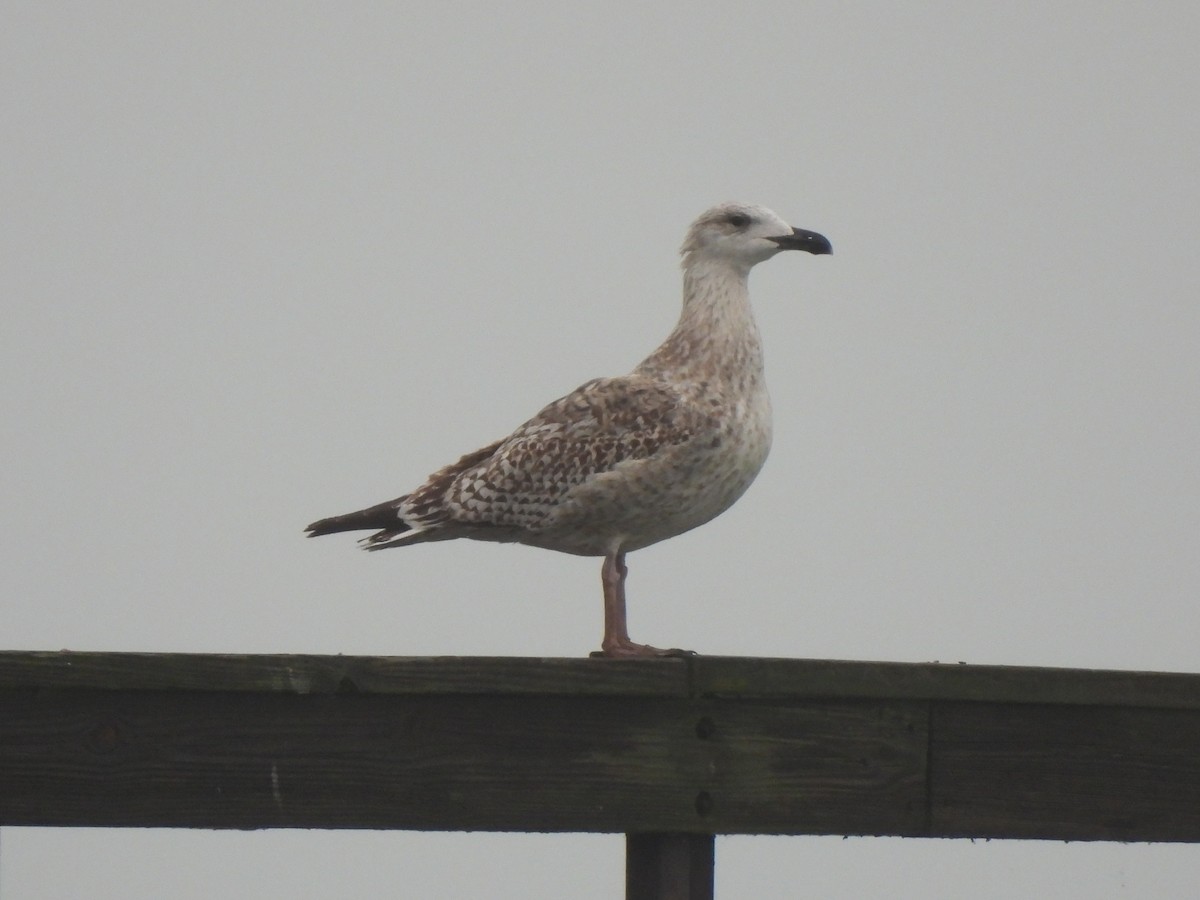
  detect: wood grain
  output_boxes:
[1,652,1198,839]
[931,702,1200,841]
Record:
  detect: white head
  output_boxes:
[680,202,831,273]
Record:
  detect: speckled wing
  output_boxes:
[370,375,715,549]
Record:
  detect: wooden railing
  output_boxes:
[2,652,1198,898]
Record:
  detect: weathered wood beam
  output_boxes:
[1,652,1198,841]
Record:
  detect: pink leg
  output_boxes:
[597,550,691,658]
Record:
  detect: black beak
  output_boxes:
[767,228,832,255]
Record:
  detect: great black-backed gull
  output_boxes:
[306,202,831,657]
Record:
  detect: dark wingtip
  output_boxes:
[303,498,409,538]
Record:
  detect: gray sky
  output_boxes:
[3,2,1198,897]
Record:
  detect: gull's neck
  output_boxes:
[637,256,765,385]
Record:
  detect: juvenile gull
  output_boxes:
[306,202,831,657]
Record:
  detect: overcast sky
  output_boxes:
[3,3,1198,897]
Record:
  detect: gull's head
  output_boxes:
[680,202,832,272]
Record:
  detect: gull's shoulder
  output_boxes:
[512,373,714,443]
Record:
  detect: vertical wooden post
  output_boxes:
[625,833,714,900]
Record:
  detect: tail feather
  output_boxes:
[305,497,410,538]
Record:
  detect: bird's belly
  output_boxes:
[625,427,771,549]
[532,405,773,556]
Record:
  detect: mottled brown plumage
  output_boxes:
[306,202,831,656]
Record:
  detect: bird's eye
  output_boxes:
[726,213,751,228]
